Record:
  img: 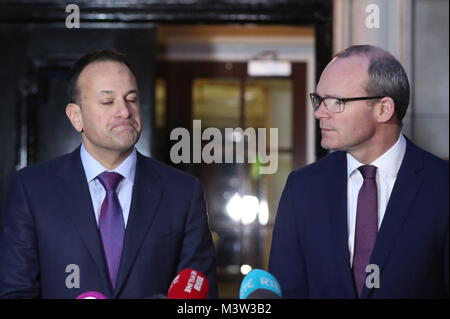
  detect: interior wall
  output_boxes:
[413,0,449,160]
[333,0,449,160]
[156,24,317,164]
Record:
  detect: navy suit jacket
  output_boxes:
[269,138,448,298]
[0,147,218,298]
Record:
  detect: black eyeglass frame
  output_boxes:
[309,93,385,113]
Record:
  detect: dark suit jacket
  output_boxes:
[0,147,218,298]
[269,138,448,298]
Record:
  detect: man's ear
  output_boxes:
[376,96,396,123]
[66,103,83,132]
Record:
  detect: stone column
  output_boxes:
[333,0,414,137]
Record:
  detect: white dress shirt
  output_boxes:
[80,144,137,227]
[346,134,406,265]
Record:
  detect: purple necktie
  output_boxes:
[97,171,125,288]
[352,165,378,296]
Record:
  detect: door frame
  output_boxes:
[157,61,307,169]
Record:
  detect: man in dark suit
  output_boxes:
[269,45,448,298]
[0,49,218,298]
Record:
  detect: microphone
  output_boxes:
[76,291,108,299]
[167,269,209,299]
[239,269,282,299]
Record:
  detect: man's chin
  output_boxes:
[110,136,139,152]
[321,140,333,150]
[113,131,139,145]
[321,140,340,151]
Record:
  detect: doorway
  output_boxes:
[155,58,307,297]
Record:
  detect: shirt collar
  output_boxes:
[347,134,406,178]
[80,143,137,184]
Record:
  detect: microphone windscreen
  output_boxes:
[76,291,108,299]
[239,269,282,299]
[246,289,281,299]
[167,269,209,299]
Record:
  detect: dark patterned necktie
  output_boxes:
[97,171,125,287]
[352,165,378,296]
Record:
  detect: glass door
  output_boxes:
[155,61,306,297]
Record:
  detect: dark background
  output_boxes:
[0,0,332,206]
[0,0,332,298]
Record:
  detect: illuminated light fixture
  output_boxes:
[240,195,259,225]
[240,264,253,275]
[247,51,292,77]
[226,193,267,225]
[258,200,269,226]
[226,193,242,222]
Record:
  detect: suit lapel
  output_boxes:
[113,153,164,297]
[362,139,424,298]
[327,152,358,298]
[55,147,111,294]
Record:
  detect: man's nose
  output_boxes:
[314,103,330,119]
[116,99,131,118]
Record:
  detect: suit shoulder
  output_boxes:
[422,149,448,171]
[138,154,200,186]
[418,147,449,182]
[406,139,447,171]
[13,152,72,180]
[289,151,344,181]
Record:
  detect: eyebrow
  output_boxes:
[126,90,138,96]
[99,89,138,95]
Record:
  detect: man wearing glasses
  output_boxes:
[269,45,448,298]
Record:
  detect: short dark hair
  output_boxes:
[334,45,410,126]
[67,49,136,105]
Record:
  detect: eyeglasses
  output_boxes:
[309,93,384,113]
